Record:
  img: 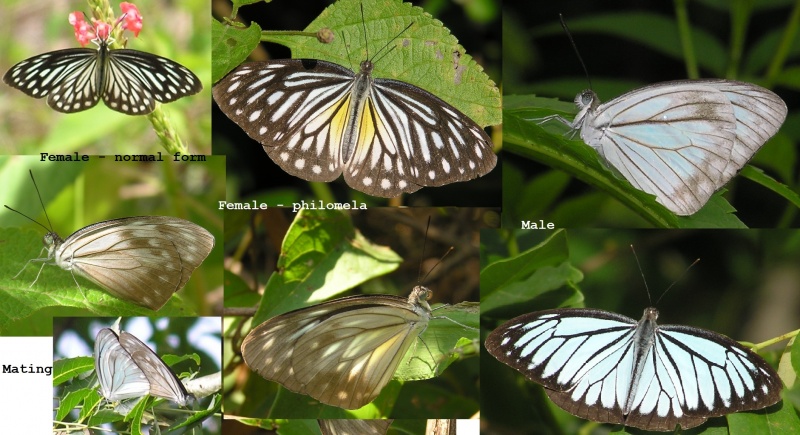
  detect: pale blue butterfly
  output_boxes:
[547,80,787,215]
[486,307,783,430]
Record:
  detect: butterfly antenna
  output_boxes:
[3,171,53,234]
[360,3,370,61]
[417,217,454,284]
[630,245,652,305]
[656,258,700,305]
[361,1,413,65]
[417,217,432,283]
[372,22,413,65]
[29,170,56,232]
[342,30,354,70]
[559,13,592,90]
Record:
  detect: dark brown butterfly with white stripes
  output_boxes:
[3,8,202,115]
[212,2,497,197]
[94,327,192,406]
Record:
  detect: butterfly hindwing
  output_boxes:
[118,331,191,406]
[318,419,393,435]
[94,328,150,402]
[486,308,782,431]
[241,291,431,409]
[574,79,787,215]
[52,216,214,310]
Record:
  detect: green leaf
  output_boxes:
[52,356,93,386]
[481,230,583,316]
[252,209,403,323]
[211,19,263,83]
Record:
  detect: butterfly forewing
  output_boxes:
[213,56,496,197]
[118,331,191,406]
[486,308,782,431]
[3,48,102,112]
[573,80,787,215]
[49,216,214,310]
[94,328,150,402]
[104,49,203,114]
[241,288,432,409]
[4,44,202,115]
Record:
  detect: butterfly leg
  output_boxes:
[12,256,52,285]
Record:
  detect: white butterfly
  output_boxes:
[13,214,214,310]
[549,80,787,215]
[94,328,150,401]
[95,327,192,406]
[485,307,783,431]
[212,7,497,197]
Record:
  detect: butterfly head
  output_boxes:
[643,307,659,321]
[359,60,375,75]
[408,285,433,313]
[42,231,63,251]
[573,89,599,120]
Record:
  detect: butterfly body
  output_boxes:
[4,40,202,115]
[562,79,787,215]
[23,216,214,310]
[242,286,433,409]
[486,307,782,431]
[214,57,496,197]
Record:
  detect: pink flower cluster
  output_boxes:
[68,2,144,47]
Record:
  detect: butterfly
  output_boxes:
[94,327,192,406]
[7,170,215,311]
[94,328,150,401]
[12,214,215,310]
[212,7,497,197]
[242,284,475,409]
[546,80,787,215]
[3,9,202,115]
[485,307,783,431]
